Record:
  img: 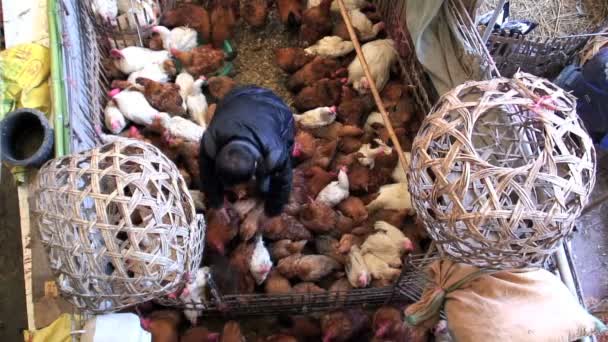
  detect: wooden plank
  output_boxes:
[17,178,35,330]
[1,0,49,48]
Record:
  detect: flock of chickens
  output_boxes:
[96,0,437,341]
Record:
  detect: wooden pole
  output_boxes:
[335,0,410,174]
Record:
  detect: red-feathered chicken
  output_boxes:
[299,0,333,45]
[287,57,340,91]
[276,0,304,28]
[209,0,238,48]
[160,4,211,43]
[171,45,225,78]
[275,47,314,73]
[294,78,344,112]
[321,309,370,342]
[206,206,240,255]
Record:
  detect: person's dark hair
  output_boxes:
[216,142,256,186]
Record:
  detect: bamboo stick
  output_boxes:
[335,0,410,174]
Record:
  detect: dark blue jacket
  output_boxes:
[199,85,295,215]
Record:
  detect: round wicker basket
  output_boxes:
[33,139,205,312]
[409,72,596,269]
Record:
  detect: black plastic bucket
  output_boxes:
[0,109,54,168]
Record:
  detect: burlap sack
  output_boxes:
[406,260,607,342]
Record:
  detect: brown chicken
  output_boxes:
[209,0,238,48]
[281,315,322,341]
[129,125,181,161]
[261,214,313,241]
[338,86,376,126]
[293,282,325,294]
[206,206,240,255]
[229,240,259,294]
[337,197,368,224]
[276,0,304,28]
[141,310,183,342]
[102,57,126,80]
[160,4,211,43]
[182,326,221,342]
[312,139,338,170]
[221,321,245,342]
[243,0,269,28]
[171,45,225,78]
[148,33,164,50]
[338,233,364,253]
[275,47,314,73]
[286,57,340,91]
[315,235,346,264]
[294,78,343,112]
[321,309,371,342]
[293,130,317,161]
[348,160,371,193]
[205,76,237,101]
[270,239,308,260]
[265,269,293,294]
[277,253,340,281]
[380,81,408,109]
[171,138,201,189]
[336,211,356,234]
[338,136,362,154]
[333,17,363,41]
[372,306,406,342]
[300,201,337,234]
[135,77,186,116]
[371,209,409,228]
[285,167,310,215]
[259,334,298,342]
[309,122,363,141]
[303,166,336,198]
[240,203,265,241]
[329,278,353,292]
[299,0,333,45]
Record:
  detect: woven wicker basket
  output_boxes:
[409,72,596,269]
[33,139,205,312]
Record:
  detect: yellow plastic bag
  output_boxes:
[0,44,51,119]
[23,314,73,342]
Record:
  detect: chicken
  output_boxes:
[172,138,202,189]
[357,139,392,169]
[141,310,182,342]
[347,9,384,41]
[171,45,225,78]
[312,139,338,171]
[337,86,375,126]
[180,267,211,325]
[155,114,205,144]
[329,277,353,292]
[270,239,308,260]
[104,100,127,134]
[109,88,161,126]
[391,152,411,183]
[126,60,175,84]
[182,326,221,342]
[261,214,313,241]
[206,206,240,254]
[363,111,383,133]
[92,0,117,21]
[203,76,237,101]
[243,0,269,28]
[300,201,337,234]
[277,254,340,281]
[221,321,245,342]
[160,4,211,43]
[299,0,333,45]
[333,17,357,41]
[345,159,370,193]
[275,47,314,73]
[369,209,409,229]
[209,0,238,48]
[310,122,363,140]
[102,57,126,80]
[265,269,293,294]
[186,77,208,126]
[294,79,343,112]
[372,306,406,341]
[348,39,398,94]
[293,282,325,294]
[302,166,335,198]
[294,106,337,128]
[338,233,363,253]
[151,25,197,52]
[305,36,355,58]
[276,0,304,28]
[229,241,257,294]
[285,168,310,215]
[110,47,170,74]
[308,0,369,12]
[250,235,273,284]
[366,183,413,213]
[346,245,371,288]
[315,235,346,264]
[260,335,298,342]
[321,309,370,342]
[280,315,322,340]
[136,77,186,116]
[287,56,340,91]
[293,130,317,161]
[361,221,413,268]
[337,196,368,224]
[240,203,265,241]
[175,71,194,103]
[316,168,349,207]
[362,252,400,282]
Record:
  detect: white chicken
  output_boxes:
[175,71,195,103]
[110,47,170,74]
[249,235,273,285]
[362,252,401,281]
[305,36,354,58]
[391,152,411,183]
[109,88,162,126]
[346,246,371,288]
[374,221,413,252]
[348,9,384,41]
[294,106,337,128]
[360,221,412,268]
[348,39,397,94]
[157,114,205,143]
[316,167,349,207]
[363,111,383,133]
[126,61,172,84]
[308,0,368,12]
[116,0,157,28]
[186,77,208,127]
[357,139,392,169]
[104,100,128,134]
[152,26,198,52]
[180,267,211,325]
[92,0,118,21]
[366,182,413,213]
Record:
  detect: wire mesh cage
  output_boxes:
[33,139,205,312]
[408,72,596,269]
